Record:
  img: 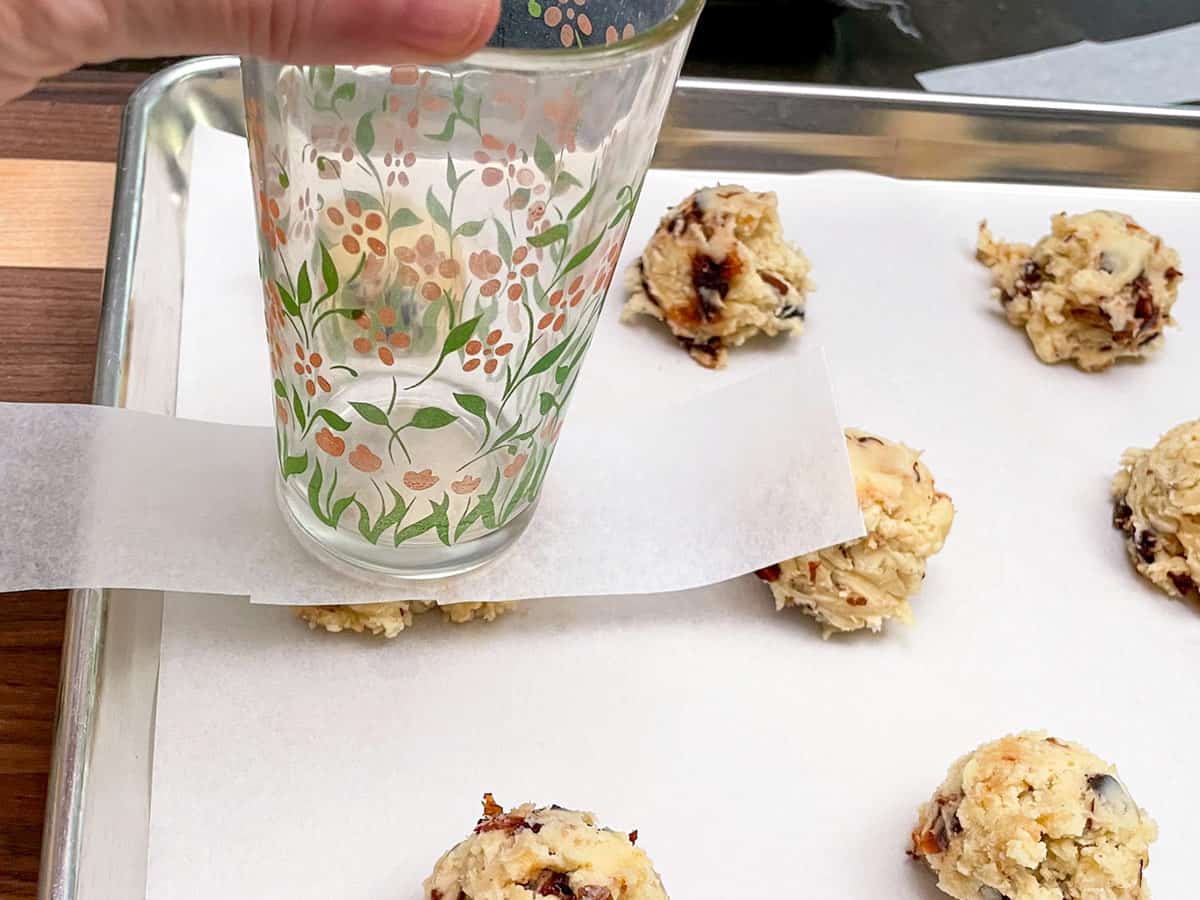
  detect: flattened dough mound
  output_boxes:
[1112,419,1200,603]
[622,184,812,368]
[977,210,1182,371]
[911,732,1157,900]
[425,796,667,900]
[297,601,514,638]
[757,428,953,635]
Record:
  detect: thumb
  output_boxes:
[113,0,502,62]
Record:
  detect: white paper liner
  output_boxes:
[918,23,1200,105]
[147,159,1200,898]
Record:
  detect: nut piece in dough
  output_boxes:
[1112,419,1200,603]
[977,210,1183,371]
[911,731,1157,900]
[756,428,953,636]
[622,185,812,368]
[424,794,667,900]
[297,601,514,638]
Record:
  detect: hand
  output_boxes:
[0,0,500,103]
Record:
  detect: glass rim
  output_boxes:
[456,0,705,70]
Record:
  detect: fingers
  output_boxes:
[113,0,501,63]
[0,0,501,104]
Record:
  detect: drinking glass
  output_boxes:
[241,0,702,579]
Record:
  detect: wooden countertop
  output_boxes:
[0,68,144,900]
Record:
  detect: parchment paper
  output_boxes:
[148,163,1200,898]
[917,22,1200,106]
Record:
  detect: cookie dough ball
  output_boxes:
[297,601,514,638]
[911,732,1157,900]
[977,211,1182,372]
[622,185,812,368]
[756,428,954,635]
[1112,419,1200,602]
[425,795,667,900]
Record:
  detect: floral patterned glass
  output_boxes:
[242,0,702,579]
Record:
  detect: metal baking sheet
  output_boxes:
[39,56,1200,900]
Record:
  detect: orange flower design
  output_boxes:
[259,190,287,249]
[349,444,382,473]
[385,69,446,128]
[292,343,331,397]
[470,246,540,302]
[605,22,636,45]
[353,306,411,365]
[541,417,563,443]
[503,454,529,479]
[382,138,417,188]
[326,198,387,259]
[540,0,593,48]
[395,235,458,301]
[275,398,289,425]
[315,428,346,457]
[463,329,515,375]
[451,475,481,495]
[543,87,582,152]
[403,469,438,490]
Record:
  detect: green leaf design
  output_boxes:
[332,82,356,104]
[283,451,309,478]
[528,223,569,248]
[355,487,408,545]
[346,253,368,285]
[413,295,445,354]
[563,232,605,275]
[277,281,300,316]
[410,407,458,429]
[455,472,501,541]
[425,113,459,142]
[539,392,557,415]
[554,365,569,386]
[442,314,482,357]
[350,401,390,427]
[344,190,383,213]
[278,171,289,189]
[493,219,513,264]
[568,180,597,220]
[527,0,542,15]
[446,155,458,190]
[355,112,375,156]
[297,262,312,305]
[395,495,451,546]
[454,393,488,423]
[534,136,556,179]
[455,219,485,238]
[389,208,421,230]
[307,459,325,520]
[551,170,583,199]
[426,188,451,231]
[311,408,352,432]
[509,187,531,210]
[409,315,481,389]
[491,415,523,451]
[526,339,570,379]
[291,387,307,430]
[316,66,336,90]
[319,243,338,296]
[330,495,356,525]
[273,379,288,399]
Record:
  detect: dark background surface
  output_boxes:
[92,1,1200,91]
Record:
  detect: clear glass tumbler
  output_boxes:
[242,0,702,580]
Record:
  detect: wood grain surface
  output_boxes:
[0,68,143,900]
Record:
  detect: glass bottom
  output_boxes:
[277,472,537,583]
